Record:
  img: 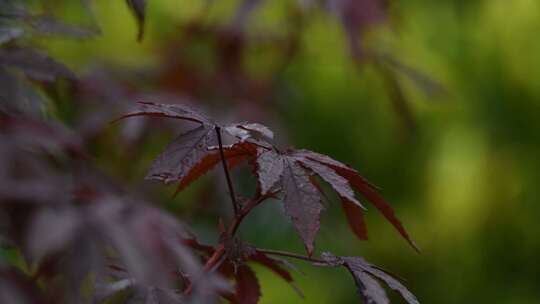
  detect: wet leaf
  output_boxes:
[293,149,418,251]
[116,101,211,125]
[255,148,283,194]
[234,265,260,304]
[320,252,419,304]
[281,156,324,255]
[342,198,368,240]
[297,158,363,208]
[146,125,218,184]
[174,141,256,194]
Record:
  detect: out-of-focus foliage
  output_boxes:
[1,0,540,303]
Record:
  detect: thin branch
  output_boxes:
[228,192,274,235]
[256,248,327,264]
[203,244,226,271]
[208,254,227,273]
[184,192,274,295]
[215,126,239,215]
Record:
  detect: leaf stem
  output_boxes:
[256,248,327,264]
[215,126,239,216]
[227,192,273,235]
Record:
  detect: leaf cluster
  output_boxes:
[0,0,425,303]
[115,101,419,303]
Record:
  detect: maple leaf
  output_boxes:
[291,149,419,252]
[173,141,257,194]
[337,167,418,251]
[341,198,368,240]
[117,102,265,196]
[234,122,274,141]
[145,125,218,184]
[255,148,283,195]
[281,156,324,256]
[224,123,274,149]
[234,265,261,304]
[249,251,304,298]
[250,147,416,253]
[250,252,293,282]
[117,103,274,144]
[297,157,363,208]
[116,101,212,125]
[291,149,378,189]
[291,150,368,240]
[119,102,416,253]
[320,252,419,304]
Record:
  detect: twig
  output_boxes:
[215,126,239,215]
[183,193,274,295]
[228,192,273,235]
[256,248,327,264]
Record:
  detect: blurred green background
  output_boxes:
[39,0,540,303]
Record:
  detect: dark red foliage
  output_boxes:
[183,236,302,300]
[174,141,257,194]
[0,115,226,303]
[299,158,362,207]
[251,252,293,282]
[0,1,423,303]
[292,149,420,251]
[147,125,219,184]
[117,101,212,125]
[116,102,265,195]
[342,198,368,240]
[320,252,419,304]
[281,157,324,256]
[118,101,418,254]
[114,101,420,303]
[233,265,261,304]
[255,148,283,194]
